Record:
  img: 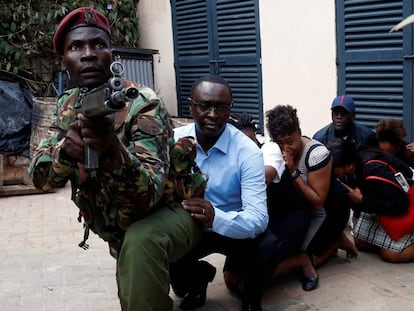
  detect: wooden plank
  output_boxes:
[0,184,44,197]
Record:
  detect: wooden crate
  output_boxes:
[0,155,42,196]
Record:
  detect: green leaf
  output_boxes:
[0,0,139,93]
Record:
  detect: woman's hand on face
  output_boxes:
[282,150,295,173]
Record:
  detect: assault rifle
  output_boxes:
[75,61,139,170]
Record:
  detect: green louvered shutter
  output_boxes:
[172,0,211,118]
[171,0,263,131]
[336,0,414,139]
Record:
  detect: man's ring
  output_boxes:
[202,208,205,215]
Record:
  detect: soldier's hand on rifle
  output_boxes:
[62,119,84,162]
[77,113,119,157]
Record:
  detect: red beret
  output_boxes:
[53,7,111,54]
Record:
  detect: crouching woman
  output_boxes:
[327,139,414,263]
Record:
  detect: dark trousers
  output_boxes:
[225,209,310,274]
[170,231,264,303]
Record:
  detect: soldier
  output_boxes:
[28,7,203,311]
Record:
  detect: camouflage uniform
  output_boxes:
[29,80,203,311]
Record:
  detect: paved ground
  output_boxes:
[1,184,414,311]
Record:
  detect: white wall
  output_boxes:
[136,1,178,116]
[137,1,337,134]
[259,0,337,137]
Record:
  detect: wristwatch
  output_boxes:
[291,169,301,179]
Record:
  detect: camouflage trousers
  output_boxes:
[116,203,203,311]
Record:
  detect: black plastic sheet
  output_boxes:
[0,80,33,157]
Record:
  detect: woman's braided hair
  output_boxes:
[228,112,258,133]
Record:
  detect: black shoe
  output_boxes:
[241,301,262,311]
[179,261,216,310]
[239,275,263,311]
[171,284,188,298]
[301,274,319,291]
[180,291,207,310]
[170,267,189,298]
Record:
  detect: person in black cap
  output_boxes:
[313,95,377,147]
[29,6,204,311]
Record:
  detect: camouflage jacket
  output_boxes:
[28,80,174,257]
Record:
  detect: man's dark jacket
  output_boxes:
[313,122,378,147]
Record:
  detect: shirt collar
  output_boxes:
[192,123,230,154]
[213,124,230,154]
